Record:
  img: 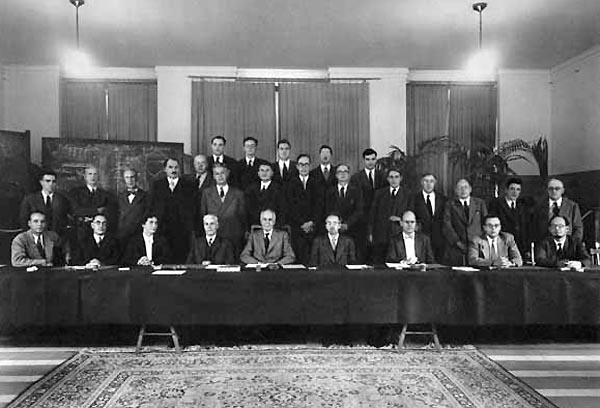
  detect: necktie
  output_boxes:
[97,236,103,247]
[463,201,469,220]
[261,185,267,192]
[219,187,225,199]
[36,237,44,258]
[264,233,270,251]
[331,237,337,250]
[283,164,289,180]
[169,180,175,191]
[248,160,253,168]
[208,237,213,246]
[552,201,560,217]
[511,201,516,210]
[556,242,564,259]
[490,240,498,260]
[45,195,52,210]
[368,171,374,189]
[323,167,330,181]
[340,186,345,199]
[302,177,307,190]
[90,188,95,198]
[392,188,397,198]
[426,194,433,216]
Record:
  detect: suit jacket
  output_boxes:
[238,157,269,187]
[350,169,386,218]
[385,233,435,264]
[199,186,247,243]
[117,188,148,239]
[443,197,487,247]
[368,187,410,244]
[324,184,363,233]
[487,197,531,253]
[535,235,591,267]
[186,235,235,265]
[121,233,171,266]
[468,232,523,267]
[240,229,295,264]
[284,175,323,230]
[533,197,583,242]
[149,177,195,231]
[309,165,337,191]
[75,233,120,265]
[310,234,356,266]
[244,181,286,226]
[19,191,71,236]
[208,155,239,185]
[272,160,298,185]
[11,230,66,267]
[184,172,214,197]
[69,186,116,227]
[409,191,447,251]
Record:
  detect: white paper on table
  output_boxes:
[245,263,269,269]
[345,264,370,270]
[385,262,409,269]
[205,264,227,270]
[281,264,306,269]
[217,266,241,272]
[451,266,479,272]
[152,270,186,275]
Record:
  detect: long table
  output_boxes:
[1,266,600,329]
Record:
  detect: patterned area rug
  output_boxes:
[9,347,556,408]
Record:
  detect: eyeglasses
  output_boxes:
[297,163,310,166]
[547,187,562,191]
[485,223,501,228]
[336,169,349,173]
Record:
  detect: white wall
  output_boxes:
[497,69,551,176]
[550,46,600,175]
[1,65,60,164]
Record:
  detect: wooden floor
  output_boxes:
[0,345,599,407]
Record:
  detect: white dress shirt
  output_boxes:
[460,197,471,207]
[93,233,104,245]
[260,181,272,190]
[278,160,291,176]
[167,177,179,191]
[403,232,416,260]
[143,233,154,260]
[328,233,339,250]
[213,155,224,164]
[422,191,436,215]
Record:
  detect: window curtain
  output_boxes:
[61,81,107,139]
[107,82,157,142]
[191,81,277,158]
[278,82,369,173]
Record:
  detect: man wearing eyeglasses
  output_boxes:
[386,210,435,264]
[535,216,590,268]
[468,214,522,267]
[74,213,120,267]
[533,178,583,242]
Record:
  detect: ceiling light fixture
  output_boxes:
[465,2,497,76]
[63,0,93,76]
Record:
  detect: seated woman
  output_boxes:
[122,214,171,266]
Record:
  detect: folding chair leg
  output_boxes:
[431,324,441,350]
[397,324,408,351]
[135,325,181,353]
[170,326,181,352]
[136,325,146,352]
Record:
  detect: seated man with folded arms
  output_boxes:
[12,211,69,267]
[310,213,356,266]
[240,209,295,265]
[75,213,120,267]
[386,210,435,264]
[187,214,235,265]
[535,215,591,269]
[122,214,171,266]
[468,214,522,267]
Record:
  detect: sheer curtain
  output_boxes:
[279,82,369,172]
[191,81,277,158]
[108,82,157,142]
[61,81,107,139]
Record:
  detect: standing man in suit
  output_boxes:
[238,137,269,187]
[368,168,409,264]
[149,157,195,263]
[487,177,530,258]
[350,148,386,262]
[324,164,363,258]
[69,166,116,240]
[310,213,356,266]
[200,163,247,257]
[12,211,69,267]
[122,214,171,266]
[409,173,447,262]
[535,216,591,268]
[533,178,583,242]
[187,214,235,265]
[117,169,148,244]
[75,214,120,267]
[468,214,523,267]
[245,163,285,227]
[386,210,435,264]
[443,179,488,265]
[19,170,71,238]
[240,209,295,265]
[207,135,239,186]
[272,139,297,185]
[310,145,337,191]
[187,154,214,195]
[285,154,322,264]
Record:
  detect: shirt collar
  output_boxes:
[41,191,53,198]
[460,197,470,206]
[486,236,497,245]
[263,229,273,237]
[422,190,434,199]
[328,233,339,241]
[505,197,516,206]
[261,181,271,188]
[321,164,330,171]
[86,185,97,193]
[549,197,563,207]
[279,159,290,166]
[403,231,415,239]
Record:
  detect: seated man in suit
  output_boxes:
[310,213,356,266]
[535,215,591,268]
[12,211,69,267]
[75,213,120,267]
[386,210,435,264]
[240,209,295,265]
[122,214,170,266]
[187,214,235,265]
[468,214,523,267]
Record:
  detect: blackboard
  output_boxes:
[0,130,31,229]
[42,138,184,194]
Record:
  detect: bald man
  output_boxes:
[533,178,583,242]
[187,214,235,265]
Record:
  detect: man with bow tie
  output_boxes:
[468,214,522,267]
[12,211,69,267]
[187,214,235,265]
[535,215,590,268]
[240,209,295,265]
[74,213,120,267]
[386,210,435,264]
[117,169,148,244]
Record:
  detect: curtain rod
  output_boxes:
[188,76,379,82]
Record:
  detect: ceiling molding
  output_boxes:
[328,67,408,81]
[407,70,497,83]
[61,67,156,80]
[236,68,328,79]
[551,45,600,77]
